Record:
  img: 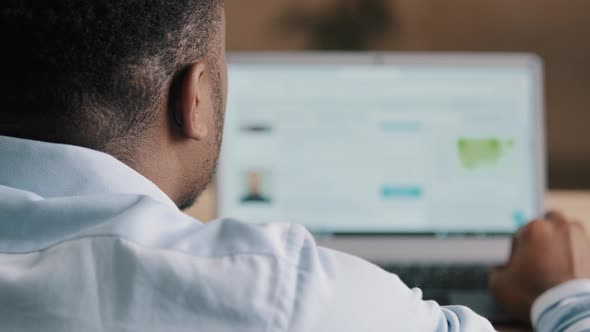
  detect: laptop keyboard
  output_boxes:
[380,263,492,291]
[379,263,515,322]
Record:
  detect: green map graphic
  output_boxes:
[457,138,515,170]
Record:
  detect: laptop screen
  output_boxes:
[217,54,543,235]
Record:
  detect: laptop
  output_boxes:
[217,52,545,323]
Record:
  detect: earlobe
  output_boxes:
[193,109,209,140]
[174,62,210,141]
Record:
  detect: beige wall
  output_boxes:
[225,0,590,188]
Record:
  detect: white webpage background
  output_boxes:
[218,64,537,233]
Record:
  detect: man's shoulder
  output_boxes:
[126,216,316,267]
[0,193,319,331]
[0,185,314,264]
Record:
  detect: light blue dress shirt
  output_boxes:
[0,135,589,332]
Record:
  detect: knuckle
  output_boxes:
[527,219,547,231]
[554,217,569,227]
[546,210,566,221]
[521,219,536,230]
[522,219,551,238]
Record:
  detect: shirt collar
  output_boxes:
[0,135,177,208]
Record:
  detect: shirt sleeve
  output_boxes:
[532,279,590,332]
[284,224,496,332]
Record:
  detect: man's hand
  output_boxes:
[490,212,590,323]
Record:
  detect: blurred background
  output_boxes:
[187,0,590,219]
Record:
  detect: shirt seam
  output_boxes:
[265,223,303,332]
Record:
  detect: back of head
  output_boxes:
[0,0,223,157]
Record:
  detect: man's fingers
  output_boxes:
[489,265,510,301]
[519,218,555,243]
[507,233,519,264]
[545,210,567,223]
[545,213,586,237]
[489,265,511,289]
[489,265,531,323]
[489,266,503,287]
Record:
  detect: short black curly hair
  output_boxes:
[0,0,223,154]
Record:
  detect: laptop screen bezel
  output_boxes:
[216,51,546,238]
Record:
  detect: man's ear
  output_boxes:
[174,62,210,141]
